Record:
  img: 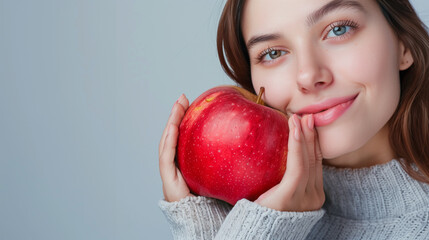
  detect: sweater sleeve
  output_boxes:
[160,197,325,240]
[214,199,325,240]
[158,196,232,240]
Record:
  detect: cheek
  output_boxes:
[318,37,401,159]
[251,67,295,113]
[334,28,400,87]
[341,33,401,114]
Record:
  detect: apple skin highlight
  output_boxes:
[177,86,289,205]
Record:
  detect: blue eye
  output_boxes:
[327,25,352,38]
[325,19,360,39]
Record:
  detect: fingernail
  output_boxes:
[173,94,184,109]
[178,94,185,104]
[293,114,300,141]
[308,114,314,130]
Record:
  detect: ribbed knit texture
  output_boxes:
[308,159,429,239]
[214,199,324,239]
[158,196,232,240]
[159,159,429,239]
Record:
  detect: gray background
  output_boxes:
[1,0,428,239]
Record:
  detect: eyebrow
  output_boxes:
[246,33,282,51]
[246,0,365,50]
[306,0,365,27]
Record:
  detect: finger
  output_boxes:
[280,114,308,194]
[159,94,189,155]
[255,184,280,203]
[159,123,180,183]
[178,94,190,109]
[301,114,316,191]
[314,129,324,193]
[159,95,186,154]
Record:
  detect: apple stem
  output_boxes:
[256,87,265,105]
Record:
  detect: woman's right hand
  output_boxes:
[255,114,325,212]
[159,94,194,202]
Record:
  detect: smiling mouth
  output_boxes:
[310,99,353,115]
[295,94,359,126]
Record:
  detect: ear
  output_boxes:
[399,41,414,71]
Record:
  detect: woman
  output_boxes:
[159,0,429,239]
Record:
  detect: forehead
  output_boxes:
[241,0,374,38]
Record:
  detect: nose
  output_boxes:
[296,46,333,94]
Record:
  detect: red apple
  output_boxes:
[177,86,289,205]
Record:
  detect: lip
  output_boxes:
[296,94,359,127]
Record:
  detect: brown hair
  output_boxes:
[217,0,429,183]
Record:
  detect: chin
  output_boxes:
[321,148,344,160]
[319,133,368,163]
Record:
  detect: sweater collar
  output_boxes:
[322,159,429,220]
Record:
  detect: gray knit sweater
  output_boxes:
[159,159,429,239]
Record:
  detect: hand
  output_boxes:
[255,114,325,212]
[159,94,194,202]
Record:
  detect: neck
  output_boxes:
[323,125,394,168]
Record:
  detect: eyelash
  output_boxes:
[325,19,360,40]
[256,47,287,64]
[255,19,360,64]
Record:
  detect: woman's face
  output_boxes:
[242,0,413,166]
